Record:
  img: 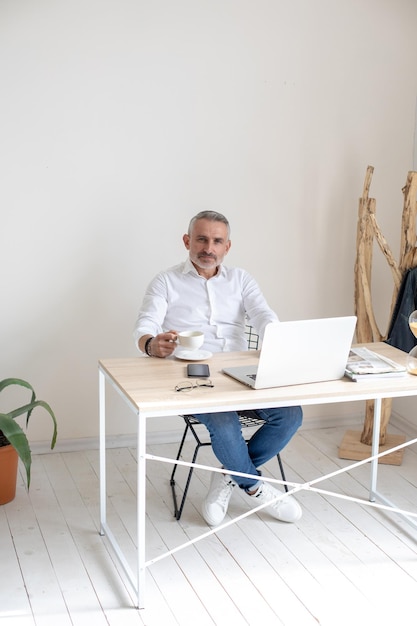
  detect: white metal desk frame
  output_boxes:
[99,348,417,609]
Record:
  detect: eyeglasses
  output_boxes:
[175,379,214,392]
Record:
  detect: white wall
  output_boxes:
[2,0,417,446]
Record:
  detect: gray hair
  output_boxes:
[188,210,231,239]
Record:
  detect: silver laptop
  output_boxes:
[222,316,357,389]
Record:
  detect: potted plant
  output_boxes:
[0,378,57,504]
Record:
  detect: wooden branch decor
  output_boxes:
[339,167,417,465]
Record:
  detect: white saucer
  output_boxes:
[175,349,213,361]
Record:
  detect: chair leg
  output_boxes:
[277,453,288,492]
[171,442,201,520]
[169,422,190,485]
[170,420,209,521]
[171,421,289,520]
[170,424,192,520]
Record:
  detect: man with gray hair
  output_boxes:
[134,210,302,526]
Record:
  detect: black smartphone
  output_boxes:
[187,363,210,378]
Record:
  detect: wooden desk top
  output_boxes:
[99,343,417,418]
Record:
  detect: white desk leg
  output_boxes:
[99,369,107,535]
[369,396,382,501]
[137,410,146,609]
[99,369,144,606]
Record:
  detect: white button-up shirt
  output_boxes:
[134,258,278,353]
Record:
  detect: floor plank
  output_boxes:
[2,420,417,625]
[0,504,35,625]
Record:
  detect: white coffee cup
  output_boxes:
[177,331,204,351]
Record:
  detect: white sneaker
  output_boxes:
[201,471,235,526]
[246,481,302,523]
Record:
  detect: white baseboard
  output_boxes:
[30,412,367,455]
[388,410,417,437]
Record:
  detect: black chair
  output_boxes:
[170,326,289,520]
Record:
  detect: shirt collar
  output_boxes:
[182,257,226,278]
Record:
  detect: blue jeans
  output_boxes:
[195,406,303,490]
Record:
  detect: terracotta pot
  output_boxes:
[0,444,18,504]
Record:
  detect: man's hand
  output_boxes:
[140,331,178,358]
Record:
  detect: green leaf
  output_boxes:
[0,378,37,423]
[6,400,57,449]
[0,378,36,401]
[0,414,32,488]
[0,378,58,490]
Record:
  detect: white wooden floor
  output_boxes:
[2,419,417,626]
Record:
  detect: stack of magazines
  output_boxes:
[345,346,407,381]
